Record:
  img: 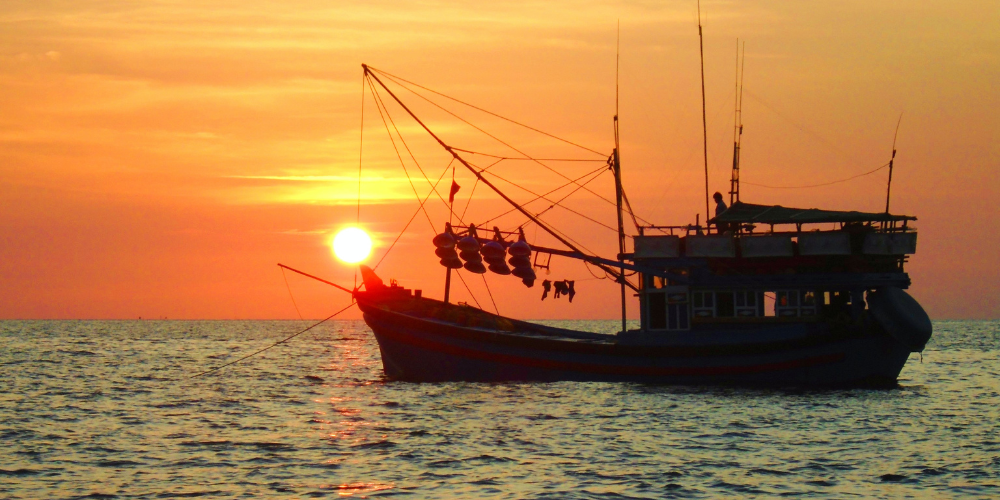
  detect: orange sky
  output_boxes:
[1,1,997,320]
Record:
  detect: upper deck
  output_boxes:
[625,201,917,292]
[629,201,916,265]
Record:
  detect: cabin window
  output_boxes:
[801,291,817,316]
[775,290,799,317]
[667,268,689,286]
[774,290,817,317]
[668,302,690,330]
[692,291,714,317]
[645,275,669,289]
[693,290,762,318]
[735,291,763,317]
[645,285,689,331]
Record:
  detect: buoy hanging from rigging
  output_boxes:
[507,227,535,286]
[482,233,511,275]
[463,260,487,274]
[488,262,512,275]
[433,223,456,249]
[457,224,487,274]
[434,223,462,269]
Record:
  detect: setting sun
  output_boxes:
[332,227,372,264]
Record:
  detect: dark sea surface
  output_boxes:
[1,319,998,499]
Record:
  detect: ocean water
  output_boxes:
[1,319,998,499]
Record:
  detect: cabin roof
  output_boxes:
[710,201,916,225]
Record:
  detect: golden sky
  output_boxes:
[1,0,997,319]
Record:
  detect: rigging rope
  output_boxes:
[451,147,605,162]
[481,169,619,233]
[535,165,609,219]
[280,266,305,321]
[369,75,462,223]
[453,270,482,310]
[356,72,366,290]
[743,162,890,189]
[459,176,479,221]
[362,66,642,288]
[620,184,641,232]
[369,66,607,156]
[480,163,607,225]
[372,69,630,217]
[481,274,500,315]
[367,75,437,230]
[188,301,356,379]
[356,75,365,223]
[373,159,454,271]
[743,88,863,167]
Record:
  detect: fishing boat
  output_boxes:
[338,63,931,387]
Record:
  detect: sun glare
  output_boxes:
[332,227,372,264]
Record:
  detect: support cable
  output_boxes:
[620,184,641,232]
[535,166,609,219]
[367,75,437,230]
[364,66,636,291]
[743,162,890,189]
[189,301,356,379]
[481,169,618,233]
[451,148,605,162]
[459,177,479,221]
[453,270,482,309]
[480,163,607,225]
[369,66,606,156]
[373,68,655,228]
[373,69,627,215]
[457,157,504,222]
[481,274,500,315]
[280,265,305,320]
[373,159,453,271]
[369,76,460,221]
[355,72,366,290]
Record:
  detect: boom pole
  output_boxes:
[363,65,636,291]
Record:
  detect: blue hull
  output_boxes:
[359,298,913,387]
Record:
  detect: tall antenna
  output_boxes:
[697,0,710,228]
[885,113,903,213]
[730,39,745,206]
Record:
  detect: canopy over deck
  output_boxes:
[710,201,916,225]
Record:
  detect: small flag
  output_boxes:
[449,180,461,204]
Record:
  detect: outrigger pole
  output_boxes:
[363,64,638,292]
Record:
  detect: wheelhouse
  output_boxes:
[630,202,917,332]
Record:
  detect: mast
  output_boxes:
[363,65,638,291]
[613,123,626,335]
[614,23,627,335]
[698,0,711,230]
[885,114,902,214]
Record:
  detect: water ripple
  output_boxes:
[0,319,998,498]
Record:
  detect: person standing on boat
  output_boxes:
[713,192,730,234]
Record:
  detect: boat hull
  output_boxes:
[360,299,913,387]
